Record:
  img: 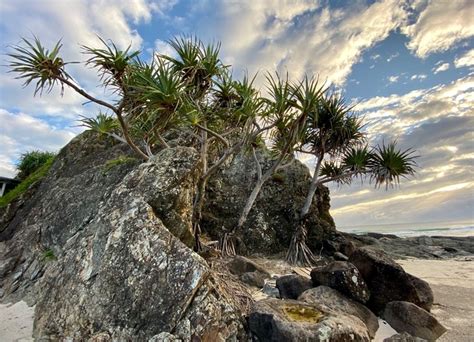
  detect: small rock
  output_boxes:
[228,256,270,277]
[311,261,370,303]
[299,286,379,338]
[262,281,280,298]
[383,332,427,341]
[334,252,349,261]
[382,301,446,341]
[349,247,433,313]
[240,271,265,288]
[276,274,312,299]
[249,298,371,341]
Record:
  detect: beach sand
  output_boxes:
[0,301,34,342]
[398,258,474,342]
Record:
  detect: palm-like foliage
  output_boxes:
[369,142,417,189]
[162,36,225,97]
[83,37,139,91]
[79,112,119,134]
[7,37,72,95]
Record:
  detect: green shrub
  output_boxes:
[17,150,55,180]
[0,157,54,208]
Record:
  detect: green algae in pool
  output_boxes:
[283,304,324,323]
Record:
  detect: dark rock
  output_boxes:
[349,247,433,313]
[228,255,270,277]
[241,271,265,288]
[201,150,335,254]
[383,301,447,341]
[311,261,370,303]
[299,286,379,338]
[276,274,312,299]
[249,298,371,341]
[346,233,474,259]
[384,332,427,341]
[334,252,349,261]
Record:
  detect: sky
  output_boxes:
[0,0,473,227]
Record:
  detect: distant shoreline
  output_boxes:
[338,221,474,238]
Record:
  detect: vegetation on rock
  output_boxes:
[8,35,417,264]
[16,150,55,180]
[0,156,55,208]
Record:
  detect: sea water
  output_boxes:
[337,220,474,237]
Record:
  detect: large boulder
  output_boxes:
[349,247,433,313]
[310,261,370,304]
[201,149,335,254]
[276,274,312,300]
[249,298,371,341]
[0,133,248,340]
[382,301,446,341]
[299,286,379,339]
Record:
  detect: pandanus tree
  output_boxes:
[219,74,327,255]
[285,94,417,265]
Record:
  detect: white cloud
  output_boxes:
[411,74,427,81]
[433,62,450,74]
[455,49,474,68]
[388,75,399,83]
[190,0,408,86]
[0,109,78,177]
[331,76,474,226]
[402,0,474,58]
[386,52,399,62]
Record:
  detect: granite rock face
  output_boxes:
[0,133,247,341]
[349,247,433,313]
[310,261,370,304]
[201,149,335,254]
[383,301,446,341]
[249,298,371,341]
[299,286,379,339]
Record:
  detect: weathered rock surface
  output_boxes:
[228,255,271,278]
[344,233,474,259]
[310,261,370,304]
[349,247,433,313]
[299,286,379,338]
[202,150,335,254]
[384,332,428,342]
[241,271,266,288]
[249,298,371,341]
[382,301,446,341]
[0,133,247,341]
[276,274,312,300]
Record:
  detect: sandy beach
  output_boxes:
[397,258,474,342]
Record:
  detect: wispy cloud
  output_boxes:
[455,49,474,68]
[402,0,474,58]
[433,62,450,74]
[411,74,427,81]
[388,75,399,83]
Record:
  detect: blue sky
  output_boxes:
[0,0,473,227]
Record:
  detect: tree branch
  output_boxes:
[195,123,229,148]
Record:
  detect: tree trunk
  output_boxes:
[300,155,323,218]
[237,176,266,229]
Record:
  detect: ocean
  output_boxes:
[337,220,474,237]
